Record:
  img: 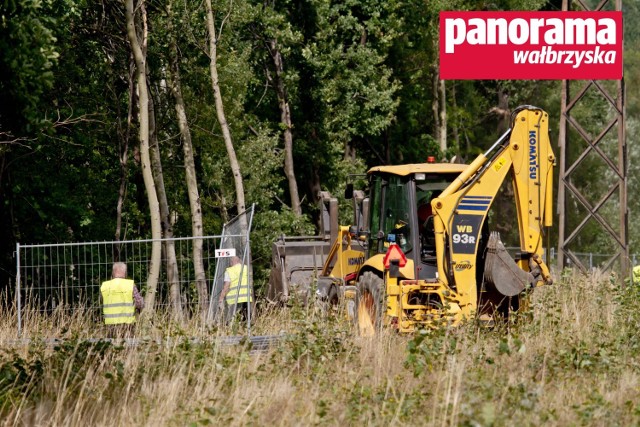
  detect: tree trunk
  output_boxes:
[451,83,461,160]
[115,55,135,244]
[431,70,440,150]
[125,0,161,312]
[309,165,322,231]
[438,78,447,153]
[267,39,301,216]
[432,67,447,154]
[344,141,356,161]
[204,0,247,233]
[497,88,510,134]
[166,0,208,319]
[147,65,183,321]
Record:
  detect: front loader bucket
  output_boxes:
[484,232,534,297]
[266,236,331,304]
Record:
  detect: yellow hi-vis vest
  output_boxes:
[225,264,252,304]
[100,278,136,324]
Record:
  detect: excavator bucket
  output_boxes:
[266,236,331,304]
[484,232,535,297]
[267,192,339,305]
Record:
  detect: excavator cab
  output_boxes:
[360,164,468,282]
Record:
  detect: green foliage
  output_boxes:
[48,338,117,394]
[0,339,119,416]
[405,324,462,376]
[274,300,352,376]
[250,208,314,287]
[239,124,285,209]
[302,0,401,142]
[0,0,60,130]
[0,350,44,410]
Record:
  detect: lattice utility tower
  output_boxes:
[557,0,628,276]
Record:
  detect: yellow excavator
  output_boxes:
[268,105,555,333]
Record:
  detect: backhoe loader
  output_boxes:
[267,106,555,333]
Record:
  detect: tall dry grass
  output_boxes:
[1,270,639,426]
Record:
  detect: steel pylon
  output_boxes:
[556,0,628,279]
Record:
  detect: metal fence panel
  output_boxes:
[208,205,255,329]
[16,206,255,337]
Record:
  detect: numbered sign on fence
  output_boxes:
[215,248,236,258]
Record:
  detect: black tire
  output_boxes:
[355,272,384,336]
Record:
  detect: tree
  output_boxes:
[125,0,162,312]
[147,65,184,320]
[271,0,401,219]
[204,0,247,234]
[115,56,135,243]
[267,34,302,216]
[165,0,207,319]
[249,2,305,216]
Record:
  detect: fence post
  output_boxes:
[16,243,21,338]
[246,204,255,337]
[207,224,226,323]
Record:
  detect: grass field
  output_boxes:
[1,270,639,426]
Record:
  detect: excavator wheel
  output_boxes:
[355,272,384,337]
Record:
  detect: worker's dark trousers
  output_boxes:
[224,303,250,324]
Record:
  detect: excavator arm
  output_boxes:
[432,106,555,316]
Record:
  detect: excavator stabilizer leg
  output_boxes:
[484,232,535,297]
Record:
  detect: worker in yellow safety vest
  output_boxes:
[634,265,640,285]
[100,262,145,337]
[219,256,253,323]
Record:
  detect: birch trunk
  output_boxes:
[451,83,461,160]
[115,56,135,244]
[438,78,447,153]
[125,0,161,312]
[267,39,301,216]
[166,1,208,319]
[432,68,447,153]
[147,70,183,321]
[204,0,247,234]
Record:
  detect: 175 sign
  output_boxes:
[215,248,236,258]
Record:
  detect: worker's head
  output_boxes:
[230,256,241,266]
[112,262,127,279]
